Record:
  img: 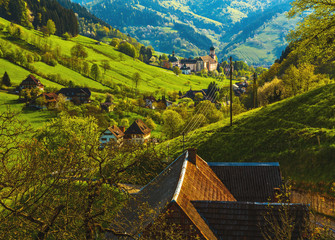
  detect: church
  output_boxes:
[169,47,218,74]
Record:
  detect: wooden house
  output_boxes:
[57,88,91,105]
[100,125,125,146]
[19,75,44,91]
[124,119,151,144]
[109,149,308,240]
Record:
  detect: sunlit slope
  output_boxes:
[159,84,335,189]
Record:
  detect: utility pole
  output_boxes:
[253,72,257,108]
[180,133,186,152]
[229,56,233,126]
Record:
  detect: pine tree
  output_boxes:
[1,72,11,87]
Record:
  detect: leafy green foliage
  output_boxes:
[287,0,335,63]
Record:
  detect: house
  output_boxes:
[109,149,308,239]
[156,96,172,109]
[100,125,125,146]
[100,102,114,112]
[57,88,91,105]
[28,92,58,109]
[19,75,44,91]
[180,64,191,75]
[124,119,151,144]
[143,96,157,109]
[181,89,207,100]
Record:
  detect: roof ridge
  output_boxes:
[138,151,187,192]
[207,162,280,167]
[172,151,189,201]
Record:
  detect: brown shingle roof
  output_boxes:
[208,162,282,202]
[108,150,235,240]
[172,152,236,240]
[124,119,151,135]
[193,201,308,240]
[20,75,44,87]
[106,125,124,139]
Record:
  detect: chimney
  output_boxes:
[188,148,197,165]
[119,126,125,132]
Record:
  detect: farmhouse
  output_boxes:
[124,119,151,144]
[143,96,157,109]
[57,88,91,104]
[109,149,308,239]
[100,125,125,146]
[19,75,44,91]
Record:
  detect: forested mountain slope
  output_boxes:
[72,0,299,65]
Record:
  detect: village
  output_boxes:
[9,66,249,146]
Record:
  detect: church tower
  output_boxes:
[209,46,216,59]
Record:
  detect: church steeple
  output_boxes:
[210,46,215,58]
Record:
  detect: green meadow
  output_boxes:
[158,84,335,195]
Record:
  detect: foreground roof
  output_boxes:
[193,201,308,240]
[109,149,236,239]
[109,150,307,240]
[208,162,282,202]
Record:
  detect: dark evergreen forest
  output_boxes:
[0,0,79,36]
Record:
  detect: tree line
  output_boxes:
[0,0,79,36]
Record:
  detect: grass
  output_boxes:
[0,59,63,89]
[157,84,335,194]
[0,16,225,94]
[0,91,54,129]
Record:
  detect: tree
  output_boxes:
[90,63,101,81]
[144,117,156,130]
[287,0,335,63]
[110,38,120,47]
[101,60,111,74]
[173,66,182,76]
[132,72,142,90]
[0,111,165,239]
[46,19,56,36]
[162,110,184,139]
[71,44,88,59]
[1,71,11,87]
[118,41,138,58]
[120,118,129,128]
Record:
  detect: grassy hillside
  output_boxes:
[0,17,225,94]
[158,84,335,195]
